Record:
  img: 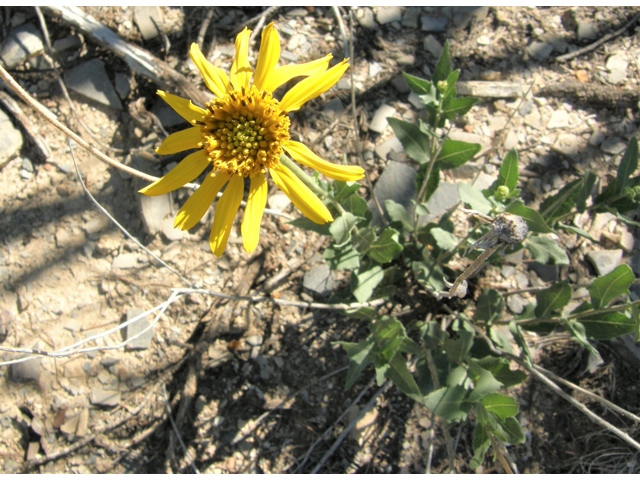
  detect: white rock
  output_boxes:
[369,104,396,134]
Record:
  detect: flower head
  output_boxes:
[139,23,364,257]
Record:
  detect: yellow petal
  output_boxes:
[174,171,230,231]
[189,43,230,98]
[230,28,253,91]
[156,126,202,155]
[252,22,280,92]
[269,164,332,225]
[139,150,210,196]
[241,172,268,253]
[157,90,206,125]
[279,59,349,113]
[263,54,332,93]
[210,175,245,257]
[283,141,365,182]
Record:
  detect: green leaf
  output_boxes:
[385,351,423,402]
[481,359,527,388]
[351,227,376,255]
[579,312,636,340]
[368,227,403,263]
[289,217,331,236]
[371,316,405,362]
[436,139,481,169]
[323,244,360,271]
[481,393,519,420]
[430,227,459,251]
[588,264,634,309]
[558,223,597,242]
[497,416,526,445]
[444,330,475,363]
[387,117,431,165]
[443,69,460,99]
[468,363,503,403]
[509,322,532,365]
[333,181,360,202]
[506,200,553,234]
[539,179,582,223]
[562,319,602,359]
[329,212,360,246]
[524,236,569,265]
[535,281,571,318]
[424,385,469,423]
[441,96,480,118]
[458,183,492,214]
[385,199,413,230]
[402,72,437,104]
[337,337,375,389]
[498,149,519,191]
[433,40,452,85]
[615,136,639,193]
[470,420,491,470]
[343,194,369,217]
[420,163,441,203]
[351,265,384,302]
[576,170,597,213]
[474,289,505,325]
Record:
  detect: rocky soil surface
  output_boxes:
[0,6,639,473]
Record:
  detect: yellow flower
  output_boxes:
[139,23,365,257]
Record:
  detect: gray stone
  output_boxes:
[90,386,120,407]
[64,59,123,110]
[125,307,154,350]
[0,22,44,69]
[10,357,42,383]
[577,22,598,41]
[588,129,605,146]
[134,6,163,41]
[554,133,580,158]
[421,15,448,33]
[375,136,403,161]
[369,161,417,226]
[423,35,443,58]
[114,72,132,99]
[369,62,383,78]
[355,8,377,29]
[303,264,336,296]
[528,262,558,282]
[527,41,554,61]
[162,217,185,242]
[322,97,345,117]
[450,6,488,28]
[151,98,184,128]
[600,136,626,155]
[620,231,634,253]
[587,249,623,276]
[390,75,410,93]
[408,92,425,110]
[420,182,459,222]
[547,110,570,129]
[100,356,120,367]
[245,334,263,347]
[52,34,82,53]
[456,81,523,98]
[112,253,139,270]
[369,104,396,134]
[506,294,525,314]
[21,157,33,173]
[395,53,415,67]
[83,216,110,235]
[0,108,24,169]
[267,191,292,212]
[401,8,420,28]
[376,7,403,25]
[518,101,534,116]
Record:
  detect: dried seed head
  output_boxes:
[492,213,529,244]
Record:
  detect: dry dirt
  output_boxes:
[0,6,639,474]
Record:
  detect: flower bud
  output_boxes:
[495,185,510,201]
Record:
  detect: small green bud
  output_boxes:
[436,80,448,93]
[495,185,510,201]
[624,187,636,199]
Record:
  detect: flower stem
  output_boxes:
[279,154,346,214]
